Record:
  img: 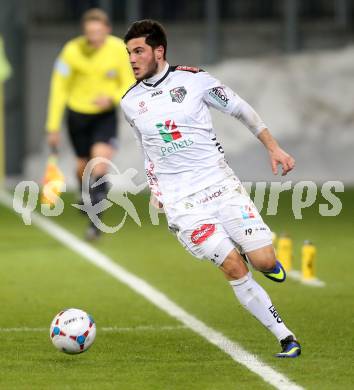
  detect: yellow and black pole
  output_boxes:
[0,35,12,188]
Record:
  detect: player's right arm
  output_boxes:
[45,43,74,147]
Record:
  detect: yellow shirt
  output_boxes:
[46,35,135,132]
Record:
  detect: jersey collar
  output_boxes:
[142,63,171,88]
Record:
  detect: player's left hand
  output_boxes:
[269,147,295,176]
[93,96,114,110]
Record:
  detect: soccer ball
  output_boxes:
[49,308,96,354]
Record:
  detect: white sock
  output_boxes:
[229,272,294,342]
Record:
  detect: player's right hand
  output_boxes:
[47,132,60,151]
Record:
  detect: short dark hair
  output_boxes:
[124,19,167,59]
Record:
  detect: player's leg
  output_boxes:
[170,215,300,357]
[90,142,114,175]
[67,109,91,200]
[245,244,287,283]
[215,181,301,357]
[89,108,117,211]
[220,249,300,357]
[88,141,114,210]
[218,182,287,282]
[76,157,89,201]
[219,248,248,280]
[85,110,117,240]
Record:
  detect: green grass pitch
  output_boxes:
[0,187,353,389]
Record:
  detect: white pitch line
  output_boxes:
[288,270,326,287]
[0,325,187,333]
[101,324,188,332]
[0,191,303,390]
[0,327,47,332]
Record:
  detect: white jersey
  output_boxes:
[121,63,267,205]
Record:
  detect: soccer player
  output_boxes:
[45,8,135,240]
[121,20,301,358]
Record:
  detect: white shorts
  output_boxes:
[165,176,272,267]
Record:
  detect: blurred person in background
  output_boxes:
[121,19,300,358]
[45,8,135,240]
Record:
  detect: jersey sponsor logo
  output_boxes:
[176,65,200,73]
[138,101,148,115]
[196,186,227,205]
[156,120,182,143]
[209,87,229,107]
[156,119,194,156]
[191,224,216,245]
[241,205,255,219]
[169,86,187,103]
[151,90,163,98]
[160,138,194,157]
[145,161,162,198]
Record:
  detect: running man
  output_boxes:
[121,19,300,358]
[45,8,135,240]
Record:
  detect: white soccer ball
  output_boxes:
[49,308,96,354]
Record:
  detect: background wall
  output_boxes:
[25,42,354,186]
[1,0,354,185]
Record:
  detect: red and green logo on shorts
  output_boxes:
[156,120,182,143]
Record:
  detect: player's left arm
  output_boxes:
[228,93,295,176]
[231,100,295,176]
[257,129,295,176]
[201,72,295,176]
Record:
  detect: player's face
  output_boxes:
[83,21,110,48]
[126,37,162,81]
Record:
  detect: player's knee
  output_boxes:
[260,253,276,271]
[77,158,88,176]
[220,249,249,280]
[247,245,276,272]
